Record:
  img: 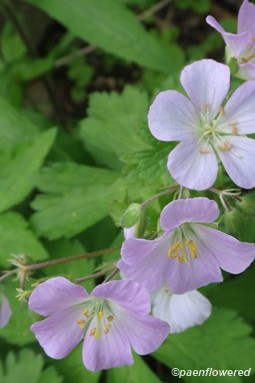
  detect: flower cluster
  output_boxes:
[2,0,254,374]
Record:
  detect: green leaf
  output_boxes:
[31,162,121,239]
[107,354,162,383]
[0,281,37,345]
[0,212,48,267]
[80,86,150,170]
[0,349,62,383]
[55,344,100,383]
[154,308,255,383]
[0,128,56,212]
[0,98,41,149]
[26,0,177,73]
[207,269,255,321]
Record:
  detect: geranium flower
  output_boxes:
[0,293,12,329]
[118,198,255,294]
[207,0,255,80]
[148,59,255,190]
[151,285,211,333]
[29,277,169,372]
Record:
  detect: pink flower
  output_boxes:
[148,59,255,190]
[0,293,11,329]
[29,277,169,372]
[151,286,211,333]
[118,198,255,294]
[207,0,255,80]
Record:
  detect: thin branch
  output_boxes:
[140,184,179,208]
[76,267,115,283]
[0,269,17,283]
[138,0,173,21]
[103,267,119,283]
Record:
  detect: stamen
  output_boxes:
[98,310,104,318]
[187,240,198,259]
[177,256,185,264]
[83,308,90,318]
[199,149,210,154]
[104,324,111,334]
[107,315,114,322]
[76,319,86,329]
[232,126,238,135]
[168,242,181,259]
[204,103,209,113]
[90,327,97,337]
[218,142,231,152]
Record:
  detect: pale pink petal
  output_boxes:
[152,288,211,333]
[82,317,133,372]
[117,309,170,355]
[167,249,223,294]
[160,197,219,231]
[30,307,84,359]
[238,0,255,35]
[238,62,255,80]
[216,136,255,189]
[118,236,171,292]
[0,294,12,329]
[148,90,197,142]
[167,140,218,190]
[195,225,255,274]
[219,81,255,134]
[180,60,230,119]
[29,277,89,316]
[206,16,250,58]
[91,280,151,315]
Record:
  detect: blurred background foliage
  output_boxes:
[0,0,255,382]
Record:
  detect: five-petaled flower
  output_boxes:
[0,293,12,329]
[148,59,255,190]
[29,277,169,372]
[151,285,211,333]
[118,198,255,294]
[207,0,255,80]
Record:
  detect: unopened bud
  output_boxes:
[223,208,243,234]
[236,192,255,215]
[120,203,142,228]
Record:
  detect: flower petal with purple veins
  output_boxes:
[180,59,230,119]
[216,136,255,189]
[194,224,255,274]
[148,90,197,142]
[30,306,85,359]
[167,140,218,190]
[29,276,89,316]
[160,198,219,231]
[219,81,255,135]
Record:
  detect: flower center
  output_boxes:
[75,300,114,339]
[197,105,237,154]
[167,226,198,264]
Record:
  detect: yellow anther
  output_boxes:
[187,240,198,259]
[83,309,89,318]
[76,320,86,329]
[90,327,97,337]
[107,315,114,322]
[199,149,210,154]
[218,142,231,152]
[219,106,224,116]
[104,324,111,334]
[232,126,238,135]
[98,310,104,318]
[177,256,185,264]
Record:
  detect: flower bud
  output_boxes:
[120,203,142,228]
[223,208,243,235]
[236,193,255,215]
